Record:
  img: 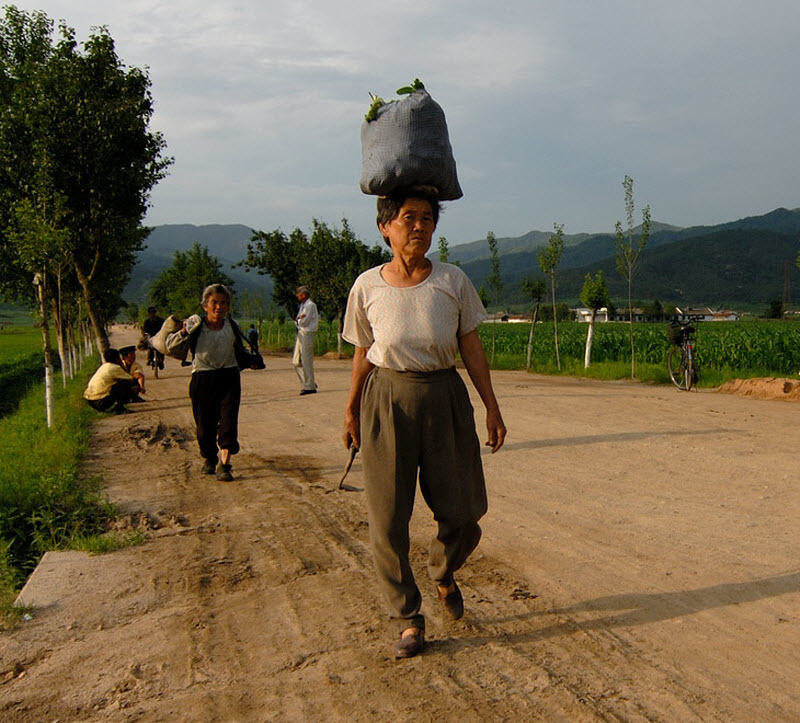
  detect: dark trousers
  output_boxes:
[189,368,241,463]
[87,380,137,412]
[360,367,487,632]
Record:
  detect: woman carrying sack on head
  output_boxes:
[342,187,506,659]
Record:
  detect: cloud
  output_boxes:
[8,0,800,243]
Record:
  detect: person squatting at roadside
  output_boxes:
[119,345,146,402]
[166,283,244,482]
[341,187,506,659]
[83,348,142,415]
[293,285,319,395]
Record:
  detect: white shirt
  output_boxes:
[193,320,238,372]
[296,298,319,332]
[342,261,486,372]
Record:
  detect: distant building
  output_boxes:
[673,307,739,322]
[574,307,612,323]
[610,307,645,322]
[483,312,529,323]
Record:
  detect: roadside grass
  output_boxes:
[0,357,142,628]
[71,529,146,554]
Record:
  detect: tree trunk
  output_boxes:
[34,274,55,428]
[526,301,540,370]
[627,276,635,378]
[50,273,71,386]
[51,297,68,388]
[337,310,344,356]
[551,273,560,371]
[75,262,109,354]
[584,309,597,368]
[68,322,79,372]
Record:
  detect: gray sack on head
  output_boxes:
[359,90,463,201]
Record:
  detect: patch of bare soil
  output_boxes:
[3,328,800,720]
[717,376,800,401]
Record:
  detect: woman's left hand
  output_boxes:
[485,406,506,453]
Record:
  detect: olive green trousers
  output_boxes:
[361,367,487,633]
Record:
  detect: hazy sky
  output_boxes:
[10,1,800,246]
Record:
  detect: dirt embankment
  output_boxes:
[2,329,800,721]
[717,376,800,401]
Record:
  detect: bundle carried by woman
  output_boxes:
[360,80,462,201]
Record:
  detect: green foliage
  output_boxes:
[239,219,389,324]
[537,223,565,277]
[149,243,234,317]
[764,298,784,319]
[365,78,425,120]
[580,270,610,312]
[0,6,172,343]
[522,277,546,305]
[486,231,503,307]
[396,78,425,95]
[438,236,450,263]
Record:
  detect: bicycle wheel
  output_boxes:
[668,345,691,391]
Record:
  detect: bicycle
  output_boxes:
[667,316,700,391]
[139,335,164,379]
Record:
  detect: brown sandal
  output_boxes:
[393,628,424,659]
[437,578,464,620]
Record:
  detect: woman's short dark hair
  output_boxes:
[376,187,442,246]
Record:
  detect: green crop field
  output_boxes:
[476,320,800,380]
[0,326,43,364]
[0,327,58,418]
[252,317,800,385]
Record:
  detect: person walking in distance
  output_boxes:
[293,285,318,395]
[247,323,259,353]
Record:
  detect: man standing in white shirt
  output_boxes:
[293,285,318,395]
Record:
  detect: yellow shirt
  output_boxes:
[83,363,134,401]
[123,360,144,379]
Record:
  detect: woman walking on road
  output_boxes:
[342,187,506,659]
[166,284,244,482]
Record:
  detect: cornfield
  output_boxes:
[476,321,800,375]
[251,318,800,377]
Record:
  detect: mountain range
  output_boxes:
[125,207,800,310]
[452,207,800,309]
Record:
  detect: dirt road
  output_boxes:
[3,328,800,721]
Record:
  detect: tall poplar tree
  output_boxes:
[614,175,651,378]
[538,223,565,370]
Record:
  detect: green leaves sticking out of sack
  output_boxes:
[360,79,463,201]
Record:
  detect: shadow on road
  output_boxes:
[495,427,741,453]
[434,570,800,653]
